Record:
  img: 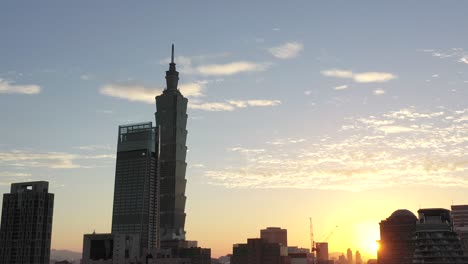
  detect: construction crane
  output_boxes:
[321,225,339,242]
[310,217,316,253]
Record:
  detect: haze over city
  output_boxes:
[0,1,467,261]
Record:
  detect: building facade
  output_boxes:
[413,208,468,264]
[377,209,417,264]
[261,227,288,247]
[82,233,140,264]
[111,122,158,253]
[232,238,289,264]
[316,242,328,262]
[0,181,54,264]
[156,45,189,246]
[452,205,468,255]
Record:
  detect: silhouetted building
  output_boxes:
[111,122,158,253]
[232,238,289,264]
[0,181,54,264]
[378,209,417,264]
[347,248,352,264]
[452,205,468,255]
[289,252,307,264]
[413,208,468,264]
[156,45,189,248]
[261,227,288,247]
[82,233,140,264]
[355,251,362,264]
[316,242,328,262]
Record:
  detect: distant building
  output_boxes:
[378,209,417,264]
[346,248,352,264]
[81,233,140,264]
[452,205,468,255]
[231,238,289,264]
[261,227,288,247]
[111,122,158,253]
[0,181,54,264]
[355,251,362,264]
[413,208,468,264]
[316,242,329,262]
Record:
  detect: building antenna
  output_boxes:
[171,44,175,64]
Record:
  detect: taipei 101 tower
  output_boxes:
[155,45,189,248]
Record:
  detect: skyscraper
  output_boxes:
[111,122,158,252]
[156,45,189,246]
[0,181,54,264]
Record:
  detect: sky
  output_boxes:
[0,0,468,260]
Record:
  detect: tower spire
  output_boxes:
[165,44,179,90]
[171,44,174,64]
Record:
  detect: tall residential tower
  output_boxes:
[0,181,54,264]
[155,45,189,246]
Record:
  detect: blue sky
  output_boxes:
[1,0,467,258]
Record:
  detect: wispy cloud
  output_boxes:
[321,69,353,78]
[320,69,397,83]
[0,150,115,169]
[189,99,281,112]
[0,79,41,95]
[373,89,386,95]
[100,82,205,103]
[334,85,348,90]
[203,107,468,191]
[0,172,31,177]
[353,72,397,83]
[197,61,270,76]
[268,42,304,59]
[421,48,468,65]
[189,102,235,112]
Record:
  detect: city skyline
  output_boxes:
[0,0,468,260]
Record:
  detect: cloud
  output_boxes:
[268,42,304,59]
[334,85,348,90]
[189,102,235,112]
[304,90,312,96]
[353,72,397,83]
[203,107,468,191]
[373,89,386,95]
[0,172,31,177]
[197,61,270,76]
[320,69,397,83]
[460,56,468,64]
[189,99,281,112]
[0,150,115,169]
[321,69,353,78]
[80,75,91,80]
[100,82,205,103]
[227,100,281,108]
[0,79,41,95]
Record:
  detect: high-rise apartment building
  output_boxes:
[0,181,54,264]
[111,122,158,252]
[156,45,189,245]
[378,209,417,264]
[261,227,288,247]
